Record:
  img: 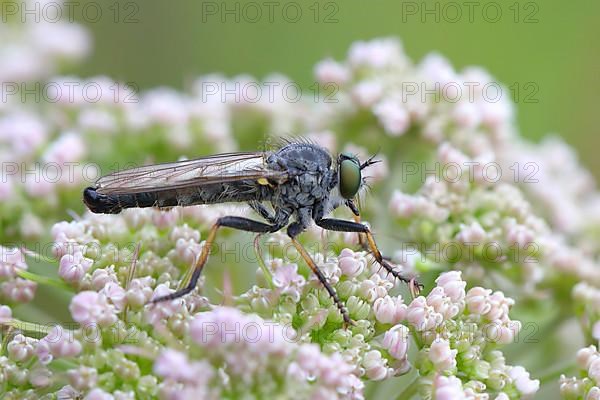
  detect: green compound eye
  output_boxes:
[339,157,361,199]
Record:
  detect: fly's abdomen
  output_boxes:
[83,181,272,214]
[83,187,161,214]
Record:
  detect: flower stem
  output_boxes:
[50,358,80,371]
[5,318,55,335]
[20,246,58,264]
[536,360,577,384]
[254,234,274,289]
[395,375,420,400]
[16,269,74,292]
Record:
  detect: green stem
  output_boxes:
[0,325,14,356]
[536,361,577,384]
[395,376,420,400]
[410,328,423,350]
[6,319,58,335]
[16,269,74,292]
[254,235,274,289]
[50,357,79,371]
[20,247,59,264]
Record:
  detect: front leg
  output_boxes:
[345,199,367,248]
[315,218,422,295]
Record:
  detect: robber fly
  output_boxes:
[83,141,419,325]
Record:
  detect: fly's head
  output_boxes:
[337,152,380,214]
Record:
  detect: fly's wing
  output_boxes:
[95,152,287,195]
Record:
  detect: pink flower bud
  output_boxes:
[146,284,184,326]
[359,274,393,302]
[588,387,600,400]
[373,97,409,136]
[508,366,539,397]
[314,58,350,85]
[84,388,114,400]
[90,267,118,291]
[69,291,117,327]
[427,287,460,320]
[338,248,367,278]
[382,324,409,360]
[506,223,535,248]
[154,349,195,382]
[0,246,27,278]
[126,277,154,309]
[407,296,443,331]
[43,131,86,164]
[420,53,456,86]
[373,295,407,324]
[100,282,126,311]
[362,350,389,381]
[59,251,93,283]
[590,358,600,384]
[67,366,98,391]
[348,38,402,69]
[29,367,52,388]
[0,305,12,323]
[272,261,306,302]
[7,334,35,362]
[466,287,492,316]
[151,209,180,229]
[174,238,203,265]
[36,326,82,364]
[351,81,383,108]
[435,271,466,303]
[2,278,37,302]
[433,375,464,400]
[576,346,599,370]
[452,101,481,129]
[456,221,486,243]
[429,338,457,371]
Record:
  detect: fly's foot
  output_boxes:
[342,313,356,330]
[376,258,422,298]
[409,277,424,298]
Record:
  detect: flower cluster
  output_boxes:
[0,203,533,399]
[0,247,37,304]
[411,273,539,399]
[0,5,598,398]
[560,345,600,399]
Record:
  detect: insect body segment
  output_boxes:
[83,142,419,324]
[84,180,274,214]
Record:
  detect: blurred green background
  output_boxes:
[72,0,600,176]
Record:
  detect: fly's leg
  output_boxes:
[353,218,392,262]
[345,199,365,247]
[288,214,353,328]
[352,214,367,249]
[289,236,353,327]
[345,200,392,261]
[287,214,354,327]
[315,218,422,297]
[151,216,282,304]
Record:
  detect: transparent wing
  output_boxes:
[95,151,287,195]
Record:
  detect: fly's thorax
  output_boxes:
[271,168,336,210]
[265,142,336,210]
[270,142,333,171]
